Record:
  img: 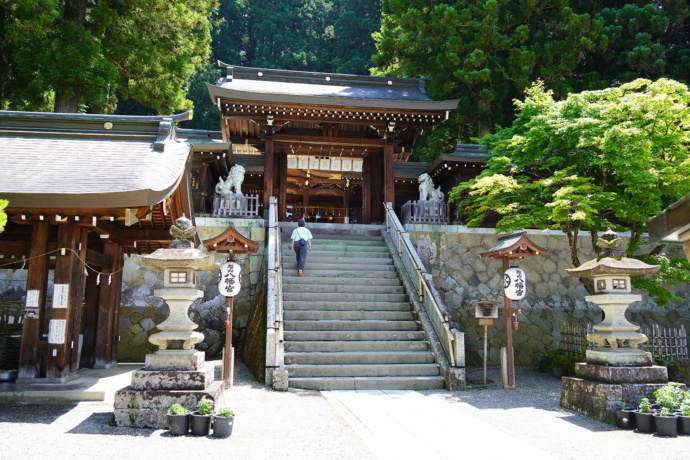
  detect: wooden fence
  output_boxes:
[212,193,260,217]
[560,322,689,361]
[401,200,450,224]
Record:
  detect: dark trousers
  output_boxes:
[295,244,307,271]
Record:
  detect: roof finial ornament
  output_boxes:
[169,215,196,248]
[596,227,623,258]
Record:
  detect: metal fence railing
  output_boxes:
[383,202,463,368]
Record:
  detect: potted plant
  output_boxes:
[213,406,235,438]
[167,404,189,436]
[190,397,214,436]
[654,383,684,412]
[614,400,636,429]
[678,398,690,436]
[654,407,679,437]
[634,397,656,433]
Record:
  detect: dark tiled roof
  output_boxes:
[647,194,690,243]
[0,110,192,209]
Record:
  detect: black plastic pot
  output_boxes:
[190,411,213,436]
[213,415,234,438]
[614,410,636,429]
[167,414,189,436]
[677,415,690,436]
[634,411,656,433]
[654,414,679,437]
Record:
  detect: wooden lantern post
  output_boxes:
[480,233,547,388]
[202,226,259,388]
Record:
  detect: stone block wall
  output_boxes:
[406,224,690,367]
[117,217,265,362]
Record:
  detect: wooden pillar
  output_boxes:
[503,257,515,388]
[68,227,88,373]
[384,137,395,206]
[363,155,372,224]
[80,258,101,367]
[93,242,120,369]
[46,224,85,381]
[343,189,350,223]
[107,244,124,365]
[18,222,50,380]
[279,151,287,221]
[263,132,274,211]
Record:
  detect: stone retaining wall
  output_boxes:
[405,224,690,367]
[117,217,265,362]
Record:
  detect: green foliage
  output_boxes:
[168,403,188,415]
[538,349,583,377]
[660,407,673,417]
[655,383,685,410]
[180,62,222,131]
[216,406,235,418]
[450,79,690,302]
[1,0,218,113]
[197,397,214,416]
[0,199,7,234]
[681,398,690,417]
[639,397,651,413]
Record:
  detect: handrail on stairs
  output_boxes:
[265,196,284,385]
[383,202,463,367]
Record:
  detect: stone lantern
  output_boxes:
[561,228,668,423]
[114,216,224,428]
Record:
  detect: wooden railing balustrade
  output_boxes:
[212,193,260,217]
[401,200,450,225]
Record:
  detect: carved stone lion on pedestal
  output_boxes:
[215,164,246,195]
[418,173,435,201]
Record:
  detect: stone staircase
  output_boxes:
[280,226,445,390]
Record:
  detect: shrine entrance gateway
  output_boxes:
[206,64,459,223]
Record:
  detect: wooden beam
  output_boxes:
[273,134,384,147]
[86,248,112,269]
[80,261,101,368]
[69,227,89,373]
[279,152,287,221]
[93,242,120,368]
[17,222,50,380]
[264,131,274,210]
[108,245,124,365]
[384,137,395,205]
[363,155,372,224]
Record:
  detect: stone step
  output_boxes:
[285,320,420,332]
[282,243,388,252]
[282,284,404,294]
[286,363,440,378]
[284,238,385,247]
[282,269,398,278]
[288,376,446,391]
[284,310,414,321]
[283,256,392,266]
[284,340,429,353]
[285,351,436,365]
[283,292,408,302]
[283,301,412,311]
[282,276,401,286]
[283,262,396,272]
[285,330,426,341]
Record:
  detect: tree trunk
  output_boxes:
[566,226,595,295]
[590,229,601,257]
[477,97,493,138]
[53,0,87,113]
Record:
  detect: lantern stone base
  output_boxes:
[561,362,672,424]
[586,349,653,367]
[113,351,225,429]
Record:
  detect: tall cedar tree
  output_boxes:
[1,0,218,113]
[450,79,690,305]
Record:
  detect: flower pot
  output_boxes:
[654,414,679,437]
[167,414,189,436]
[614,410,635,429]
[677,415,690,436]
[213,415,234,438]
[190,411,213,436]
[634,411,656,433]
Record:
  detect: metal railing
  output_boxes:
[265,197,284,385]
[383,202,463,367]
[213,193,261,217]
[401,200,450,225]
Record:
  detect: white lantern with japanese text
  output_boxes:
[219,262,242,297]
[504,267,526,300]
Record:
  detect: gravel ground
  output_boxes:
[1,362,689,460]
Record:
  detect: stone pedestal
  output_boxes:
[560,363,670,424]
[114,351,225,429]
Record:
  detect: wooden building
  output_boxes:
[204,64,460,223]
[0,110,196,381]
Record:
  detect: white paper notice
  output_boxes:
[48,319,66,344]
[26,290,39,308]
[53,284,69,309]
